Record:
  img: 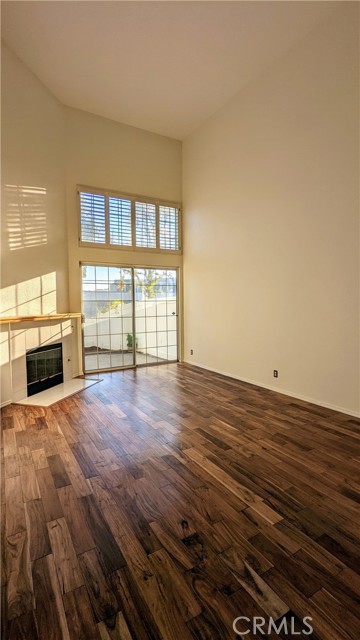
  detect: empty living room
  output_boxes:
[1,1,359,639]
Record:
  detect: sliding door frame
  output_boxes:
[80,260,181,374]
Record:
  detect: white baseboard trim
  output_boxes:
[1,399,12,408]
[183,360,360,419]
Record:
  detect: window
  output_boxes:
[80,192,106,244]
[159,206,179,250]
[135,202,156,248]
[79,187,181,252]
[109,197,132,246]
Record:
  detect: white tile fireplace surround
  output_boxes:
[0,315,83,406]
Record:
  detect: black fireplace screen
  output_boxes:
[26,343,63,396]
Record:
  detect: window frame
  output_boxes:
[77,185,182,254]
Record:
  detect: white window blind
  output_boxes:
[135,202,156,248]
[80,192,106,244]
[109,196,132,246]
[79,187,180,252]
[159,206,179,250]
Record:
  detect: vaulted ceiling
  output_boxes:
[2,1,338,139]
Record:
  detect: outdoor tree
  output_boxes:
[137,269,160,298]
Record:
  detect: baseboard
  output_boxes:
[1,399,12,408]
[183,360,360,419]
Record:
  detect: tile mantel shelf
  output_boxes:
[0,313,82,324]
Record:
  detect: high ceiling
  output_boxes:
[2,1,339,140]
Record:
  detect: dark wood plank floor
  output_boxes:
[1,363,360,639]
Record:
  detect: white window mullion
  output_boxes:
[131,199,136,249]
[156,204,160,250]
[178,207,182,251]
[105,195,110,245]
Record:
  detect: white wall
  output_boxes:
[64,107,183,313]
[1,44,71,404]
[183,5,359,415]
[1,43,68,315]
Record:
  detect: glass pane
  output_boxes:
[159,206,179,250]
[146,332,157,348]
[146,317,156,332]
[158,346,168,361]
[123,352,135,367]
[95,266,109,281]
[110,318,122,334]
[98,353,111,369]
[135,301,146,317]
[84,321,97,337]
[122,317,133,333]
[168,346,177,361]
[167,300,176,315]
[168,331,177,346]
[109,197,132,246]
[135,202,156,248]
[167,316,177,331]
[136,333,146,353]
[110,334,122,351]
[146,348,158,363]
[145,301,157,317]
[110,351,124,368]
[84,337,98,350]
[109,266,121,281]
[97,320,110,335]
[82,265,95,280]
[157,331,167,346]
[80,192,106,244]
[85,353,99,371]
[82,264,134,372]
[134,268,178,366]
[135,317,145,333]
[157,317,167,331]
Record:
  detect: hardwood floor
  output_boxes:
[1,363,360,639]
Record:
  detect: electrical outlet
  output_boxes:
[190,349,194,355]
[273,370,278,378]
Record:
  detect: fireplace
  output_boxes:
[26,343,63,397]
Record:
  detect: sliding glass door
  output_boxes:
[134,268,178,365]
[81,265,178,372]
[82,265,135,372]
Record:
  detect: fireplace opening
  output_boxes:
[26,343,64,397]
